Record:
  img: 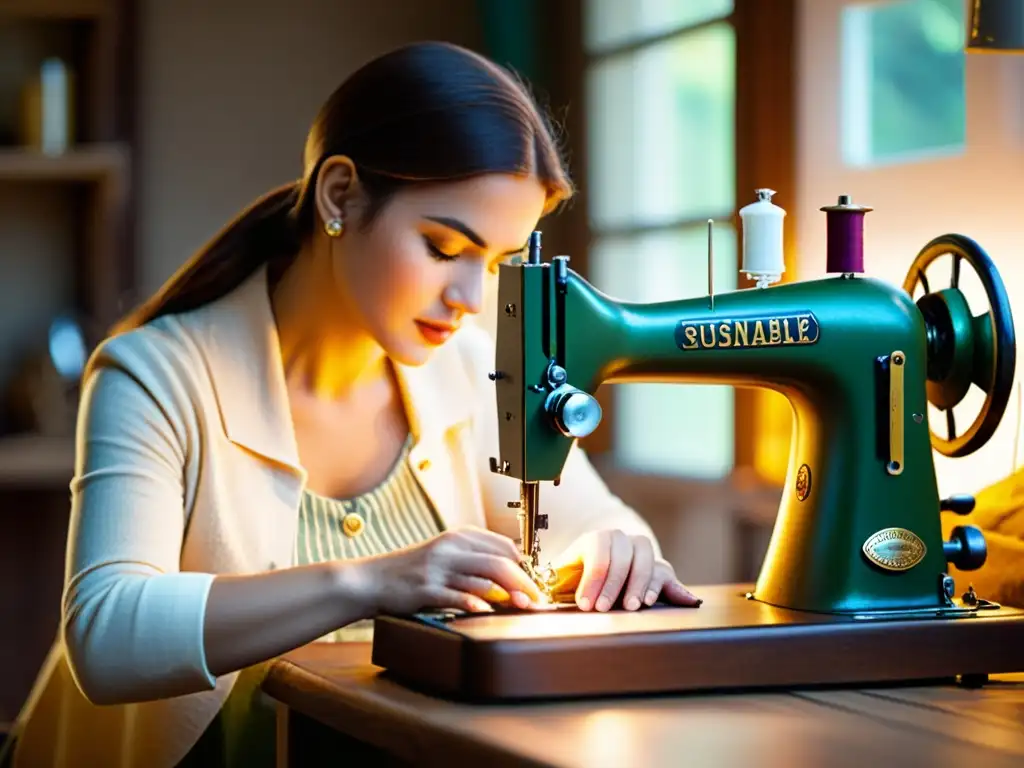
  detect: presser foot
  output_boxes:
[519,557,558,603]
[519,557,583,606]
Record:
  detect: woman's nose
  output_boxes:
[444,264,485,315]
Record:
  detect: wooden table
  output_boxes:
[263,642,1024,768]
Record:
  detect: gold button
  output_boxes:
[342,513,365,538]
[418,459,431,471]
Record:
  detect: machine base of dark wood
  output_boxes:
[370,584,1024,702]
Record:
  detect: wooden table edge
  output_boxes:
[262,637,1024,766]
[263,652,558,768]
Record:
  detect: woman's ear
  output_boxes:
[315,155,362,233]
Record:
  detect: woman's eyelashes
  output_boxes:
[423,235,458,262]
[421,235,506,274]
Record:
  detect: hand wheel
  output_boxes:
[903,234,1016,457]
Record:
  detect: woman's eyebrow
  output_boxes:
[422,215,527,257]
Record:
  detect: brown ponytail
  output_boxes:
[112,182,301,334]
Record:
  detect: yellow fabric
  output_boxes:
[941,468,1024,607]
[10,264,657,768]
[961,466,1024,538]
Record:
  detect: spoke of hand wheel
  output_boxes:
[946,407,956,441]
[951,254,961,289]
[918,269,930,296]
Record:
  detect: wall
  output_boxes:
[796,0,1024,499]
[136,0,484,294]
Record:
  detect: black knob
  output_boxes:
[537,514,548,530]
[940,495,976,515]
[943,525,987,571]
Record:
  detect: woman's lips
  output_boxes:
[415,320,457,346]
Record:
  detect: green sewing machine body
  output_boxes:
[371,198,1021,701]
[491,232,1015,618]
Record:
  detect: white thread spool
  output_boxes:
[739,188,786,289]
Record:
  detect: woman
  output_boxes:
[7,41,698,768]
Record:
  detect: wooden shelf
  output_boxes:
[0,0,133,728]
[0,434,74,487]
[0,143,128,183]
[0,0,111,19]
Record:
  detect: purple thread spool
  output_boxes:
[820,194,873,274]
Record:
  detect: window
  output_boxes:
[583,1,737,479]
[841,0,966,167]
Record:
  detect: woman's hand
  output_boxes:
[354,527,547,616]
[551,529,701,612]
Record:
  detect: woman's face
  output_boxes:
[317,158,549,366]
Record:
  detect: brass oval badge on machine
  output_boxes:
[862,528,927,572]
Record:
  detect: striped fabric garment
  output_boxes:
[294,434,446,642]
[176,435,445,767]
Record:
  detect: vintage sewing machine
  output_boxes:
[371,190,1024,701]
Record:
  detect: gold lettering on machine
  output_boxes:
[675,312,821,351]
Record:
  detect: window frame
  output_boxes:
[539,0,799,489]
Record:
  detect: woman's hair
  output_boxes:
[114,41,573,334]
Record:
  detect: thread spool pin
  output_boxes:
[707,219,715,310]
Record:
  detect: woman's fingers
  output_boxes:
[662,577,702,606]
[573,529,635,611]
[622,535,655,611]
[573,531,610,610]
[437,529,700,613]
[431,587,494,613]
[641,562,702,607]
[434,528,546,609]
[592,530,635,612]
[448,574,533,610]
[643,568,668,607]
[451,552,545,604]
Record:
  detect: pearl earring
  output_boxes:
[324,217,344,238]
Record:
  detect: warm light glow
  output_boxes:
[753,389,795,487]
[575,710,640,766]
[481,608,623,640]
